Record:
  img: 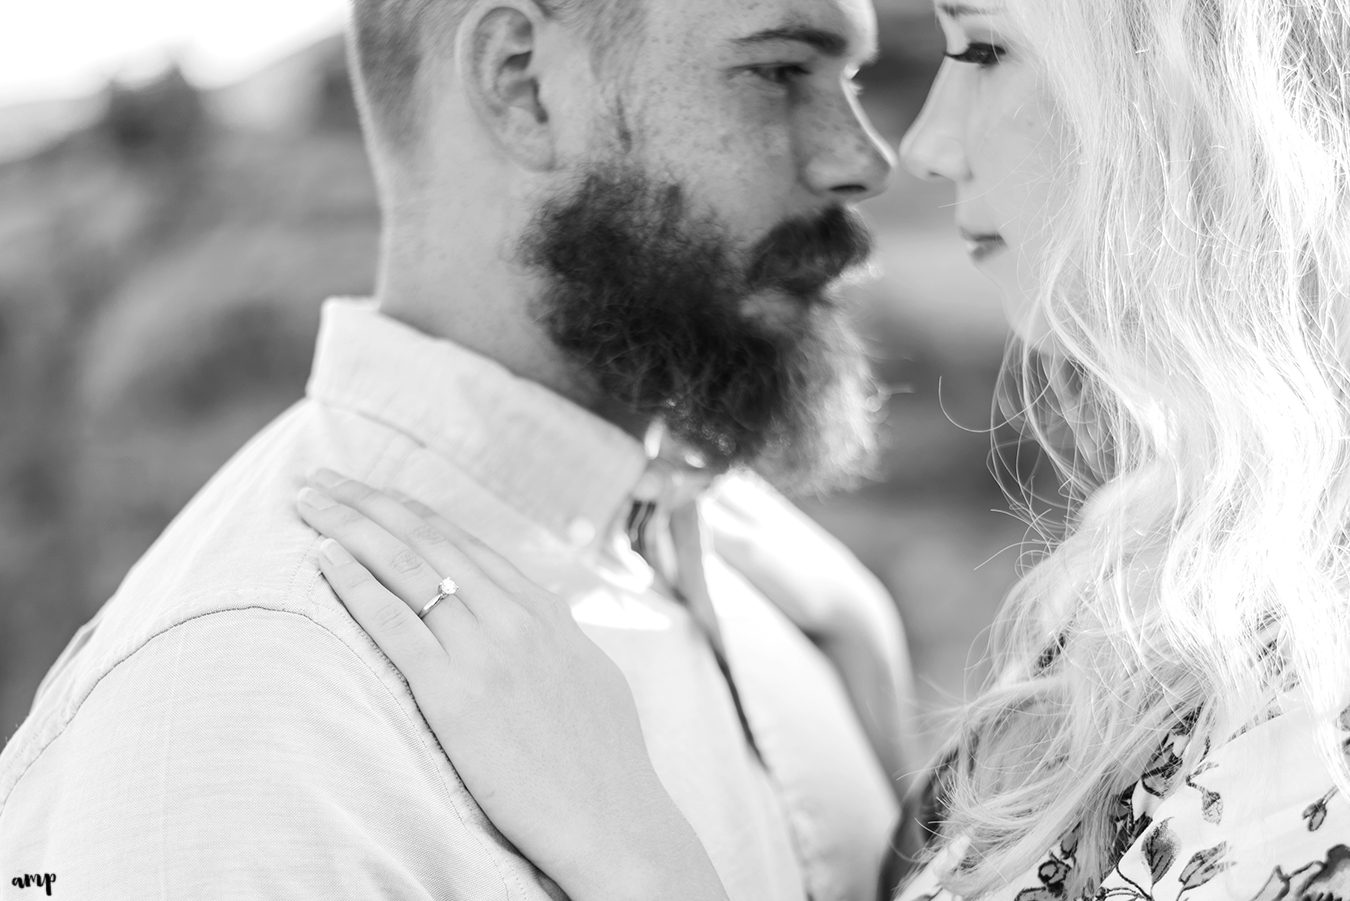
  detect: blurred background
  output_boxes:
[0,0,1047,761]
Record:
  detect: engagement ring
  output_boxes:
[418,576,459,620]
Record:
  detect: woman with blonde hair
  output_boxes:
[297,0,1350,896]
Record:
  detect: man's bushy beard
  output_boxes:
[520,164,882,494]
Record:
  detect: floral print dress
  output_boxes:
[897,703,1350,901]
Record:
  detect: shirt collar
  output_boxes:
[306,298,650,544]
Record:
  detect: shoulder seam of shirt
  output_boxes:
[1,605,520,901]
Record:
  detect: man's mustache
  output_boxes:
[746,207,874,298]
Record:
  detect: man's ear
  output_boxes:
[458,1,557,171]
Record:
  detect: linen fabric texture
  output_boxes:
[0,298,900,901]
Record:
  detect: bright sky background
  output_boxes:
[0,0,349,106]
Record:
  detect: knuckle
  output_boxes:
[341,479,374,501]
[514,611,551,649]
[410,523,447,546]
[333,504,365,526]
[341,565,375,589]
[389,546,424,575]
[373,600,411,633]
[535,590,568,618]
[323,558,370,590]
[406,499,436,517]
[494,602,533,635]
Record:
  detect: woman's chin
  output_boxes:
[965,239,1052,344]
[995,287,1054,347]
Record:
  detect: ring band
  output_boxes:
[418,576,459,619]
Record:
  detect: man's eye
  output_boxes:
[749,64,811,87]
[945,42,1006,67]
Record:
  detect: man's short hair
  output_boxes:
[349,0,643,167]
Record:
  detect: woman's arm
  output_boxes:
[296,470,730,901]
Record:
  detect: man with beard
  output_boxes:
[0,0,916,897]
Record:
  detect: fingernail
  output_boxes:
[310,468,344,489]
[298,486,336,510]
[318,537,353,565]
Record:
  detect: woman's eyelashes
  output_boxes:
[945,42,1006,67]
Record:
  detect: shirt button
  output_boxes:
[566,517,597,547]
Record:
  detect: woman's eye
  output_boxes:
[749,64,811,87]
[945,42,1006,67]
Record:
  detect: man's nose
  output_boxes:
[802,92,897,203]
[899,63,969,183]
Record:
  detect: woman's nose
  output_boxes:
[899,63,970,183]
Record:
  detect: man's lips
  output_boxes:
[959,227,1007,262]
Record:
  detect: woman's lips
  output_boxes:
[959,229,1007,262]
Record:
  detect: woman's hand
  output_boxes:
[295,469,729,901]
[706,477,927,861]
[706,479,917,787]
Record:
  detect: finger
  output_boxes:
[311,471,463,566]
[299,487,496,630]
[298,485,525,630]
[384,489,543,604]
[298,486,453,611]
[310,471,535,604]
[315,537,452,681]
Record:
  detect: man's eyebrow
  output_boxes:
[937,3,1003,18]
[733,26,879,64]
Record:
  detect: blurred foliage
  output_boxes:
[0,14,1050,758]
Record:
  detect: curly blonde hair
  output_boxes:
[934,0,1350,894]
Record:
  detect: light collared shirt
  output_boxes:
[0,299,898,901]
